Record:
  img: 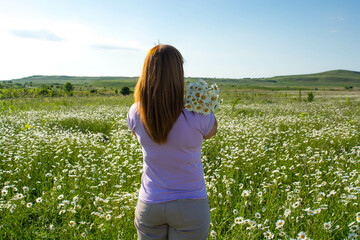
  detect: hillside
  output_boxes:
[266,70,360,87]
[2,69,360,89]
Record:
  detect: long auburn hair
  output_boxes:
[134,44,184,144]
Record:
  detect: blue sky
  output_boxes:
[0,0,359,80]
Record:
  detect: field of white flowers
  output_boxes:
[0,92,360,239]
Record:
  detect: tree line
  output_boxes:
[0,82,131,99]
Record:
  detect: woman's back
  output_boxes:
[128,103,216,203]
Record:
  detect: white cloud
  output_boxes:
[8,29,63,41]
[0,15,145,79]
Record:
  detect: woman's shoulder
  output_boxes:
[128,103,141,123]
[182,109,215,135]
[128,103,139,114]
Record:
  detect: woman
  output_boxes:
[127,44,217,240]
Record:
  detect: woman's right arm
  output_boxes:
[203,117,217,139]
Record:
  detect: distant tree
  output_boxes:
[307,92,314,102]
[64,82,74,92]
[120,87,130,96]
[38,88,49,96]
[114,89,118,95]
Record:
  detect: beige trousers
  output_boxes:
[134,198,211,240]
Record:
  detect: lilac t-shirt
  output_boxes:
[127,103,215,203]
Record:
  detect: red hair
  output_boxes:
[134,44,184,144]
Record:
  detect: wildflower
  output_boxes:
[184,79,221,115]
[284,209,291,217]
[348,195,357,200]
[81,232,86,237]
[323,221,331,230]
[297,231,307,239]
[233,209,238,215]
[292,202,300,208]
[349,225,359,232]
[257,223,264,230]
[314,208,321,214]
[49,224,55,231]
[69,221,76,227]
[15,193,24,200]
[26,203,33,208]
[242,190,250,197]
[356,212,360,223]
[1,189,8,196]
[347,233,358,239]
[234,217,243,224]
[255,212,261,219]
[36,197,42,203]
[264,231,274,239]
[210,230,217,239]
[276,219,285,229]
[58,194,64,200]
[106,214,111,220]
[307,209,315,216]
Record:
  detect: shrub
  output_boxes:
[307,92,314,102]
[64,82,74,92]
[120,87,130,96]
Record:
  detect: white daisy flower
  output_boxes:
[323,221,331,230]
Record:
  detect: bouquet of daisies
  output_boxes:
[184,79,222,115]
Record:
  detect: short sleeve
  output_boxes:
[200,112,216,136]
[183,110,216,136]
[127,103,138,132]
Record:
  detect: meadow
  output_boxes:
[0,89,360,239]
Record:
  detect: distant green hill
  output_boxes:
[9,75,138,85]
[266,70,360,87]
[3,69,360,89]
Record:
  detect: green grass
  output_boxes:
[0,91,360,239]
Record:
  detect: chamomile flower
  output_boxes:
[356,212,360,223]
[264,231,274,239]
[234,217,244,224]
[297,231,308,239]
[69,221,76,227]
[1,189,8,196]
[184,79,221,115]
[276,219,285,229]
[323,222,332,230]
